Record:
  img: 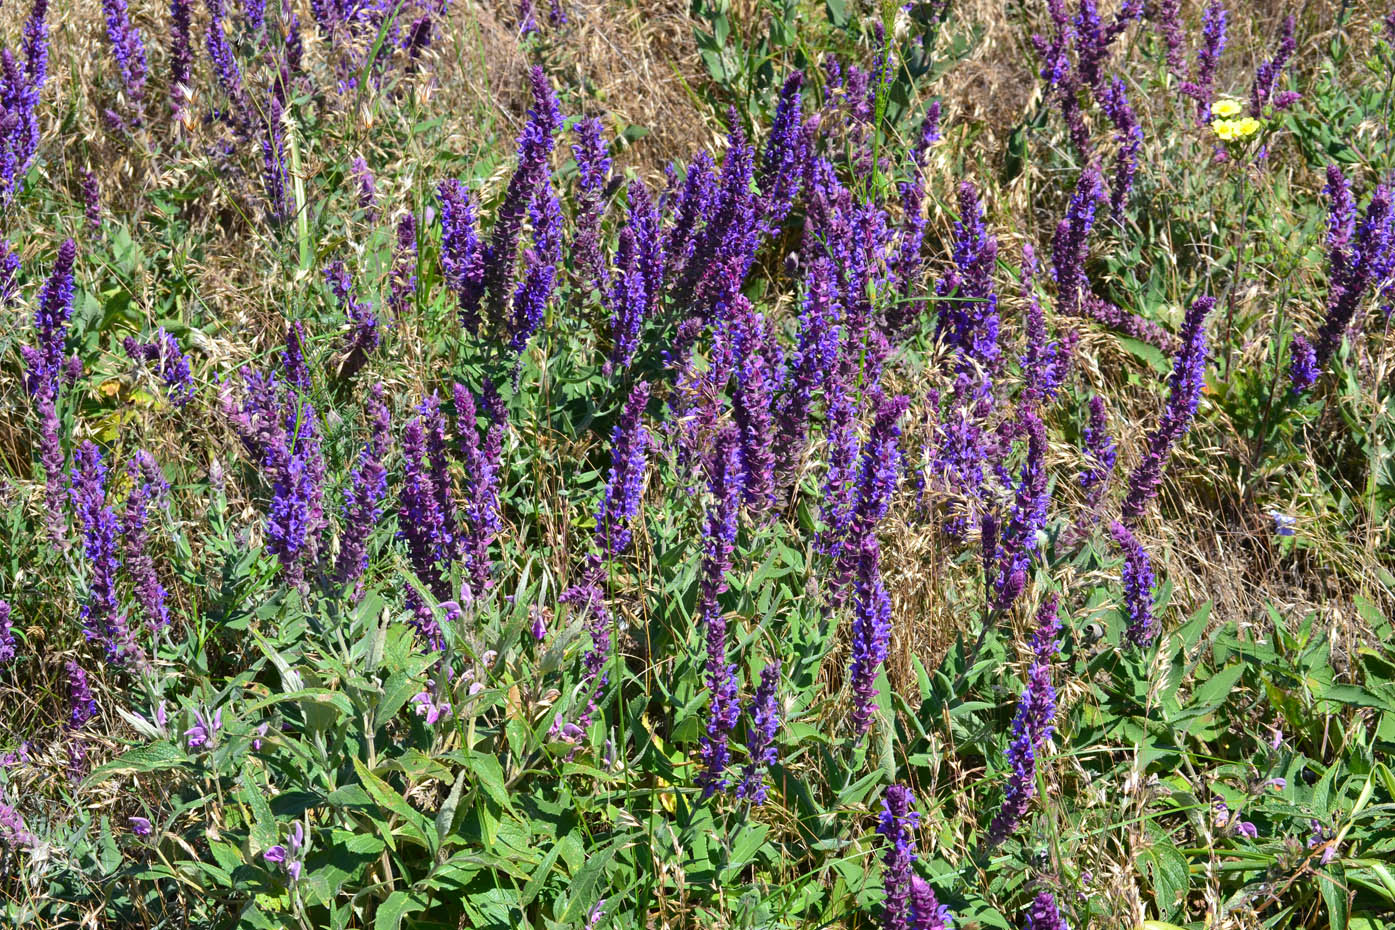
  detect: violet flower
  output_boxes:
[756,70,806,226]
[570,117,611,298]
[509,179,562,353]
[991,411,1050,611]
[101,0,148,110]
[438,179,483,328]
[695,426,743,796]
[1305,169,1392,375]
[1099,78,1141,217]
[1019,244,1075,406]
[735,660,780,803]
[595,381,651,556]
[22,238,77,399]
[935,181,1000,372]
[1287,333,1317,394]
[1031,0,1089,156]
[1182,1,1228,125]
[848,536,892,736]
[456,380,506,598]
[169,0,193,117]
[909,876,952,930]
[80,169,101,231]
[1109,520,1157,646]
[1050,164,1105,320]
[1120,296,1216,524]
[335,384,390,594]
[1249,15,1299,116]
[1079,395,1116,507]
[876,784,919,930]
[986,594,1060,845]
[352,156,377,222]
[1024,891,1070,930]
[122,451,170,631]
[773,254,841,483]
[389,212,418,318]
[1148,0,1185,78]
[479,66,562,331]
[261,85,290,224]
[831,390,909,600]
[398,398,455,601]
[730,305,781,514]
[67,660,98,728]
[0,600,14,664]
[72,442,143,664]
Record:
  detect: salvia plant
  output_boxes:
[0,1,1394,929]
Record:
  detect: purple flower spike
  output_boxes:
[1250,15,1298,116]
[1120,296,1216,524]
[1149,0,1185,78]
[398,398,455,602]
[695,426,744,796]
[909,876,952,930]
[1019,243,1075,405]
[936,180,1000,372]
[1110,521,1157,646]
[1303,170,1392,377]
[1050,165,1105,320]
[23,238,77,399]
[72,442,143,664]
[0,600,14,664]
[571,117,612,298]
[1182,0,1228,125]
[168,0,193,118]
[352,156,377,222]
[456,380,506,599]
[122,451,170,631]
[848,536,893,736]
[480,66,562,331]
[1079,395,1116,507]
[335,385,390,595]
[1099,79,1141,217]
[876,784,919,930]
[67,660,98,729]
[101,0,149,111]
[389,212,418,319]
[439,179,484,329]
[756,70,807,226]
[1287,333,1318,395]
[991,411,1050,611]
[509,179,563,354]
[735,661,780,803]
[987,595,1060,846]
[1024,891,1070,930]
[596,381,651,556]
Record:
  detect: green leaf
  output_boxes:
[84,741,186,785]
[242,780,279,854]
[374,890,428,930]
[1319,863,1349,930]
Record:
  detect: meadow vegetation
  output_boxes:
[1,0,1394,928]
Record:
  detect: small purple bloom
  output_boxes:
[595,381,651,556]
[876,784,919,930]
[735,661,781,803]
[67,660,98,729]
[986,595,1060,846]
[1110,520,1157,646]
[129,816,152,836]
[1079,395,1116,508]
[0,600,14,663]
[1024,891,1070,930]
[1121,296,1216,524]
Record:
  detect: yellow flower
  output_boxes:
[1212,118,1238,140]
[1233,116,1261,137]
[1211,98,1242,118]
